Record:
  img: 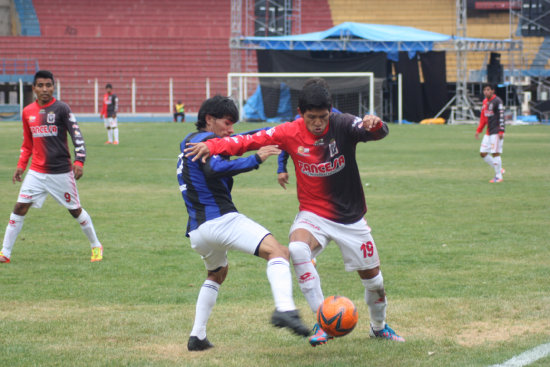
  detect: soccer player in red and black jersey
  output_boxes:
[100,83,119,144]
[475,83,505,183]
[0,70,103,264]
[185,78,405,345]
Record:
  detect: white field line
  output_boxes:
[489,342,550,367]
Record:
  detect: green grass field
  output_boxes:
[0,121,549,367]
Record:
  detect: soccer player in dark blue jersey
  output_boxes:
[177,95,310,351]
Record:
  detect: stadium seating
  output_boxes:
[327,0,548,81]
[1,0,232,114]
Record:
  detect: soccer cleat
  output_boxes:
[187,336,214,351]
[91,245,103,262]
[104,141,112,144]
[370,324,405,342]
[113,141,119,145]
[309,323,333,347]
[271,309,311,337]
[0,251,10,263]
[489,177,503,183]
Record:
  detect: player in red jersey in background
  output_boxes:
[0,70,103,264]
[475,83,505,183]
[185,78,404,346]
[101,83,119,144]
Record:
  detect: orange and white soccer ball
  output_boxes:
[316,295,358,337]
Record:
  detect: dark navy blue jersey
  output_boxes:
[177,131,263,235]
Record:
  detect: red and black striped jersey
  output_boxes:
[101,93,118,118]
[476,95,505,135]
[204,113,389,224]
[18,98,86,174]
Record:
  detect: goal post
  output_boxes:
[227,72,376,122]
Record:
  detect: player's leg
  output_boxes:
[188,265,227,351]
[489,135,504,182]
[288,230,325,313]
[173,113,177,122]
[47,172,102,261]
[69,207,103,261]
[334,218,404,341]
[104,118,113,144]
[480,135,495,176]
[1,202,31,263]
[111,117,119,144]
[187,224,228,351]
[255,235,309,337]
[1,170,47,262]
[288,212,331,345]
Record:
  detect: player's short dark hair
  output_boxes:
[483,83,495,90]
[105,83,113,89]
[33,70,54,85]
[196,95,238,130]
[298,78,332,113]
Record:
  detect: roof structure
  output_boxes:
[231,22,520,61]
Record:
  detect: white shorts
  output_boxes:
[188,212,271,271]
[480,134,503,154]
[104,117,118,128]
[18,170,81,209]
[290,211,380,272]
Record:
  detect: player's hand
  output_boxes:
[277,172,289,189]
[73,164,83,180]
[499,133,504,140]
[363,115,382,131]
[475,132,480,139]
[256,145,281,162]
[12,168,24,184]
[184,142,211,163]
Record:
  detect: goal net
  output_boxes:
[227,72,376,122]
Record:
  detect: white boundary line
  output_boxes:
[489,343,550,367]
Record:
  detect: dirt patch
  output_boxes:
[456,321,545,347]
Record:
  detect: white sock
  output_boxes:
[362,272,387,331]
[289,241,324,313]
[113,127,119,142]
[493,156,502,179]
[266,257,296,312]
[1,213,25,258]
[107,129,113,142]
[76,209,101,248]
[483,154,494,167]
[190,280,219,339]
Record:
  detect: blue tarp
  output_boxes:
[242,22,453,61]
[243,83,293,122]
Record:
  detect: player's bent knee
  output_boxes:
[289,241,311,263]
[257,235,288,260]
[362,271,384,291]
[207,265,228,284]
[13,202,31,216]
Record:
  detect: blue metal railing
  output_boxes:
[0,59,39,83]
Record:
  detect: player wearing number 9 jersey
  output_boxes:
[185,78,404,346]
[0,70,103,264]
